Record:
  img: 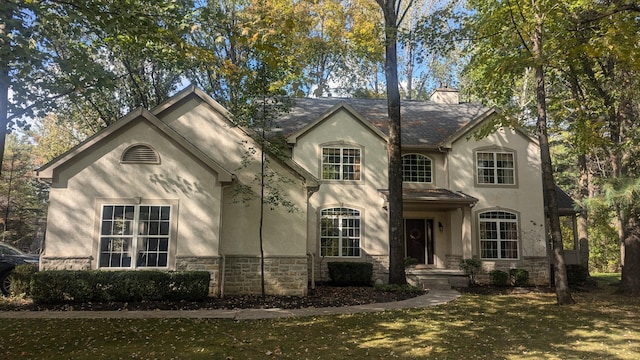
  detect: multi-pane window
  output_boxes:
[322,147,361,180]
[476,151,515,185]
[320,208,361,257]
[99,205,171,268]
[402,154,432,183]
[479,211,518,259]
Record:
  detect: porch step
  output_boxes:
[406,269,469,290]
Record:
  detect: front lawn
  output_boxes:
[2,274,639,359]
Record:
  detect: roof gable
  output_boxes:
[37,86,319,188]
[442,107,539,148]
[36,107,234,183]
[285,101,387,144]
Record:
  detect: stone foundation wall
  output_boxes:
[310,254,390,285]
[223,256,308,296]
[40,255,308,297]
[446,255,463,270]
[40,256,92,271]
[476,256,550,286]
[176,256,220,296]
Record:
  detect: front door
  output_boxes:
[405,219,434,265]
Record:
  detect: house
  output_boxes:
[36,85,559,296]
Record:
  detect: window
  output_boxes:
[99,204,171,268]
[476,151,515,185]
[322,147,361,180]
[320,208,361,257]
[479,211,518,259]
[402,154,432,183]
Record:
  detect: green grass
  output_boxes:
[2,273,639,359]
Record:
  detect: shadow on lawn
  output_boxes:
[273,282,639,359]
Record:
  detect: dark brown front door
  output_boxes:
[405,219,434,265]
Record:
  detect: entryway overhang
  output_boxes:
[379,188,478,210]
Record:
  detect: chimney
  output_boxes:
[429,85,459,104]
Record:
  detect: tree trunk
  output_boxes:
[378,0,406,285]
[617,72,638,293]
[577,153,590,272]
[531,0,573,304]
[620,218,640,295]
[0,2,11,176]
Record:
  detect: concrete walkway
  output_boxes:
[0,289,460,320]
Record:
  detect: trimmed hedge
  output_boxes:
[327,262,373,286]
[30,270,210,304]
[509,268,530,287]
[489,269,510,286]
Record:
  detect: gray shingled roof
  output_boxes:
[545,186,579,215]
[271,98,490,146]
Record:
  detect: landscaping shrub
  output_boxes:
[404,257,418,268]
[327,262,373,286]
[459,258,482,285]
[30,270,210,304]
[489,270,509,286]
[9,264,38,296]
[566,264,589,285]
[509,268,530,287]
[374,283,423,294]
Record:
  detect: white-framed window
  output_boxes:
[320,207,361,257]
[322,147,361,180]
[99,204,171,268]
[476,151,515,185]
[479,211,519,259]
[402,154,432,183]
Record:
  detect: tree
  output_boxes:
[462,0,575,304]
[530,0,573,305]
[376,0,410,285]
[3,0,195,170]
[0,134,47,250]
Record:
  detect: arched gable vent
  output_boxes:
[121,144,160,164]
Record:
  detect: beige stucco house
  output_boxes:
[37,85,558,296]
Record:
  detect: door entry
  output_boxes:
[405,219,434,265]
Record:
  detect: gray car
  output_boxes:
[0,243,39,295]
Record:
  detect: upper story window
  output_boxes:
[479,210,519,260]
[476,150,515,185]
[320,207,361,257]
[402,154,432,183]
[99,204,171,268]
[322,147,361,181]
[121,144,160,164]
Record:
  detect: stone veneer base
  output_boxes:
[41,255,308,297]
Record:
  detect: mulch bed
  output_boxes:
[2,285,427,312]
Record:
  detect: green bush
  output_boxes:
[30,270,210,304]
[459,258,482,285]
[9,264,38,296]
[374,284,423,294]
[509,268,530,287]
[566,264,589,285]
[404,257,419,268]
[327,262,373,286]
[489,270,509,286]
